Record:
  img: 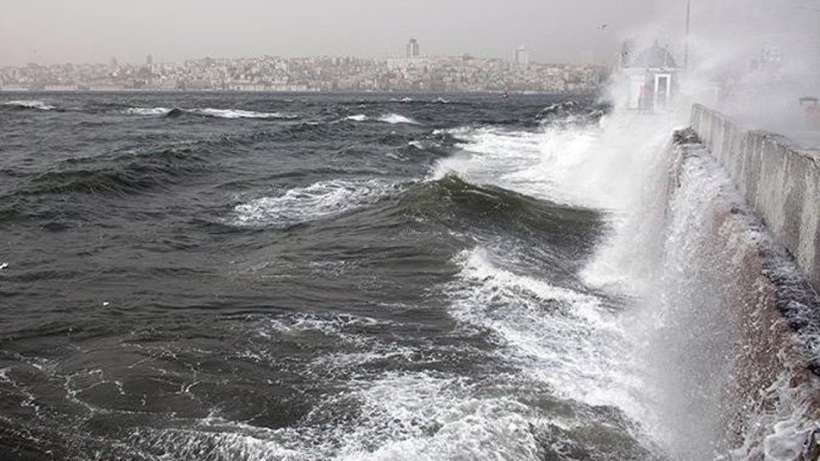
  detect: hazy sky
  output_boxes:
[1,0,673,66]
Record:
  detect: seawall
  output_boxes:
[655,119,820,458]
[690,105,820,292]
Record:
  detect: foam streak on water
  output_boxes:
[378,113,419,125]
[232,179,397,227]
[2,100,56,110]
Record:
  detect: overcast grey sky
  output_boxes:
[1,0,676,66]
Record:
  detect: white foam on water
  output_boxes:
[331,372,542,461]
[444,248,647,420]
[430,126,588,205]
[730,371,820,461]
[255,312,388,339]
[2,100,56,111]
[433,112,678,214]
[130,371,546,461]
[345,114,369,122]
[0,262,7,270]
[232,179,396,228]
[124,107,172,116]
[378,113,420,125]
[190,108,297,119]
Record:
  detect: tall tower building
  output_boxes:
[406,39,420,59]
[514,46,530,68]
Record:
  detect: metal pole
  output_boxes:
[685,0,691,71]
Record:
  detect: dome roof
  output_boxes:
[626,42,678,68]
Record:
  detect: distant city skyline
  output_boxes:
[5,38,600,69]
[1,51,605,93]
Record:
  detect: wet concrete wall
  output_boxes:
[690,104,820,292]
[662,132,819,458]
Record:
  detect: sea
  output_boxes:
[0,93,811,460]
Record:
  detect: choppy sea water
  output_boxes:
[6,92,809,460]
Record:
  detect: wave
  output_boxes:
[344,114,368,122]
[536,101,610,128]
[187,108,298,120]
[378,113,420,125]
[24,146,205,196]
[343,113,420,125]
[402,175,601,249]
[431,126,589,205]
[445,247,641,411]
[124,107,172,116]
[231,179,397,228]
[1,100,56,111]
[123,106,298,120]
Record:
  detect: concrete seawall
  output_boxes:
[661,131,820,457]
[690,104,820,291]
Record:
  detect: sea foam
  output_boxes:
[2,100,56,111]
[188,108,297,119]
[124,106,297,119]
[378,113,420,125]
[232,179,394,227]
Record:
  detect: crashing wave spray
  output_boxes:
[432,56,820,458]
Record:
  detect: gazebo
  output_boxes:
[620,41,680,112]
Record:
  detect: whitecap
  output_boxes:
[124,107,172,116]
[444,247,643,415]
[344,114,368,122]
[378,113,420,125]
[232,179,394,227]
[189,108,297,119]
[2,100,56,111]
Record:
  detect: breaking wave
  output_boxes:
[187,108,298,120]
[378,113,420,125]
[124,106,298,119]
[125,107,173,116]
[232,179,398,228]
[1,100,56,111]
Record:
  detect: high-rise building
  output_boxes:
[406,39,420,59]
[514,46,530,68]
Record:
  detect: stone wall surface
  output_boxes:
[691,104,820,291]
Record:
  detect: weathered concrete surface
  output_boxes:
[664,132,820,458]
[691,104,820,292]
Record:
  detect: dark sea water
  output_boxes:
[0,93,662,460]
